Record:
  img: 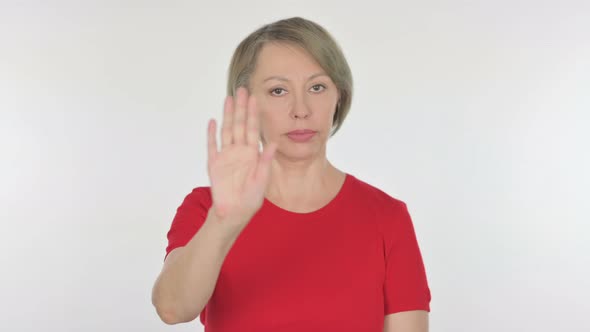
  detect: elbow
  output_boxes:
[155,307,181,325]
[152,296,182,325]
[151,280,200,324]
[152,293,198,325]
[152,287,181,325]
[154,304,199,325]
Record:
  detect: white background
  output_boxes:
[1,0,589,331]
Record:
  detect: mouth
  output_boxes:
[287,129,316,135]
[286,130,317,142]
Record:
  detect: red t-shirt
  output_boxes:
[164,172,431,331]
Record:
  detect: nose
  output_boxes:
[290,97,311,119]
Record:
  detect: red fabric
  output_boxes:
[164,173,431,331]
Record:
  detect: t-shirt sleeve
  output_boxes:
[164,186,212,261]
[382,200,432,315]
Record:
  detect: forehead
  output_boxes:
[253,43,325,80]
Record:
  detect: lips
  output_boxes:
[286,129,316,142]
[287,129,316,135]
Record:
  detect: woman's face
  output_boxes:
[248,42,340,161]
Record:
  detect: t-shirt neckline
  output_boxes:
[262,172,352,219]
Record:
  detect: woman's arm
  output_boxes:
[383,310,429,332]
[151,210,243,325]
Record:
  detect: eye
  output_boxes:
[311,84,326,93]
[270,87,286,97]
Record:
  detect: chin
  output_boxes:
[283,143,325,158]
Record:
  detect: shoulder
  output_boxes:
[347,173,408,214]
[179,186,213,208]
[347,174,414,245]
[165,185,213,259]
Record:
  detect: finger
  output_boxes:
[246,95,259,147]
[207,118,218,162]
[233,87,247,145]
[255,142,278,184]
[221,95,233,148]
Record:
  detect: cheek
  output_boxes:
[261,96,291,112]
[257,110,278,141]
[257,101,285,130]
[318,99,337,121]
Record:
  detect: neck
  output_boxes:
[265,153,339,200]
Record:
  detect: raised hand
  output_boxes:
[206,87,278,232]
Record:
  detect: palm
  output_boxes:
[206,87,277,224]
[208,145,260,214]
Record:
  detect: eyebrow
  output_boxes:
[263,72,329,83]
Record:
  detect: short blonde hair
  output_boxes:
[226,16,353,137]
